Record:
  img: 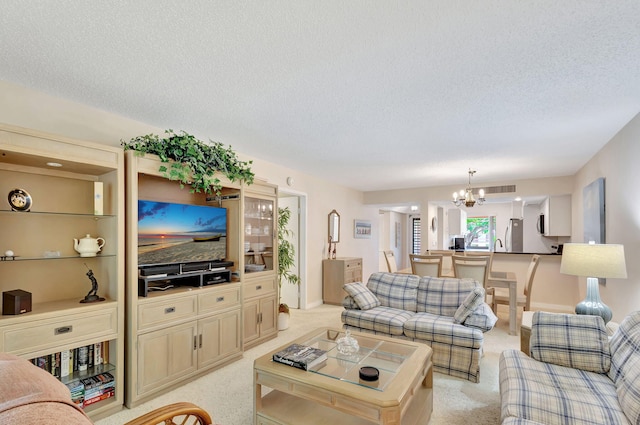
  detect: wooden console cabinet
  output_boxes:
[0,124,125,421]
[322,257,363,305]
[125,152,244,407]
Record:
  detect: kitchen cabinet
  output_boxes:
[448,208,467,235]
[541,195,571,237]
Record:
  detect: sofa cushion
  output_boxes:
[403,313,483,349]
[453,287,485,324]
[341,306,414,336]
[366,272,420,312]
[343,282,380,310]
[608,310,640,425]
[499,349,628,425]
[417,276,479,316]
[530,311,611,374]
[342,295,359,310]
[463,303,498,332]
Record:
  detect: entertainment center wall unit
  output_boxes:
[0,124,125,421]
[124,151,279,407]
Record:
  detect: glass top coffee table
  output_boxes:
[254,327,433,425]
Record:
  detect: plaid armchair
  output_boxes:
[499,310,640,425]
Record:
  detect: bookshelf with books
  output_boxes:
[30,341,115,410]
[0,125,125,420]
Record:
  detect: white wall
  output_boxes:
[572,112,640,321]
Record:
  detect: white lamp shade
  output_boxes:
[560,243,627,279]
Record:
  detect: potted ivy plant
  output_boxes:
[277,206,300,330]
[121,129,254,196]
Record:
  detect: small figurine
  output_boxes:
[80,264,105,303]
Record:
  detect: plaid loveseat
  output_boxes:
[499,311,640,425]
[341,272,498,383]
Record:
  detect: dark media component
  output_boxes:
[3,289,32,315]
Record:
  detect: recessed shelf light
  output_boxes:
[46,162,63,167]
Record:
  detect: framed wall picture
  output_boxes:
[354,219,371,239]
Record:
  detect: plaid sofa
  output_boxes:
[341,272,498,383]
[499,310,640,425]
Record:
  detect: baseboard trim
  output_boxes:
[530,302,574,313]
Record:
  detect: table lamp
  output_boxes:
[560,243,627,323]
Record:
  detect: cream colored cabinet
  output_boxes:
[322,258,363,305]
[125,152,243,407]
[197,308,242,369]
[137,321,198,395]
[0,124,124,421]
[243,276,278,348]
[242,183,278,349]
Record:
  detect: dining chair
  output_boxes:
[261,252,273,270]
[492,254,541,313]
[465,251,494,273]
[409,254,443,277]
[452,254,493,300]
[427,250,455,276]
[383,250,398,273]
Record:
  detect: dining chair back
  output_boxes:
[465,251,494,273]
[491,254,541,312]
[452,254,491,289]
[409,254,443,277]
[383,250,398,273]
[261,252,273,270]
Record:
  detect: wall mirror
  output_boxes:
[328,209,340,243]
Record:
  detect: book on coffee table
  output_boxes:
[272,343,327,371]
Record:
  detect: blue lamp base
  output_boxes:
[575,277,612,324]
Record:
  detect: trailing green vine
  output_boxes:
[122,129,254,195]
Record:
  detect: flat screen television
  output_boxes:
[138,199,227,269]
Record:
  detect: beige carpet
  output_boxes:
[96,305,519,425]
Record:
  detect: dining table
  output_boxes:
[487,270,519,335]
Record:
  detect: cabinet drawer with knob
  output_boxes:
[137,295,197,331]
[0,307,118,355]
[199,286,241,314]
[243,276,277,300]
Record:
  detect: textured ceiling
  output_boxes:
[1,1,639,192]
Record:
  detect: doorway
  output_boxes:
[278,190,307,309]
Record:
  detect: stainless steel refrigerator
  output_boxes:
[505,218,524,253]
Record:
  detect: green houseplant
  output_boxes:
[277,206,300,329]
[122,129,254,196]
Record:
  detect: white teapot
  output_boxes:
[73,234,105,257]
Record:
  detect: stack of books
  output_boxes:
[82,372,115,407]
[65,381,85,408]
[272,343,327,371]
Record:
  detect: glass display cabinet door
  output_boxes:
[244,196,275,273]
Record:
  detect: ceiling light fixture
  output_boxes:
[452,169,485,208]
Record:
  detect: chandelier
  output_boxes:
[452,169,485,207]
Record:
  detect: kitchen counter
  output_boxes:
[457,250,561,256]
